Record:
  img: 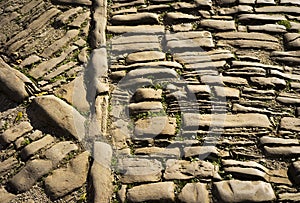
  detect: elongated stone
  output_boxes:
[111,13,159,25]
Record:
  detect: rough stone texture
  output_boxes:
[117,158,162,183]
[52,0,92,6]
[127,182,175,202]
[0,58,38,102]
[200,19,236,31]
[0,157,18,176]
[0,122,33,145]
[28,95,86,140]
[129,101,163,114]
[0,187,16,203]
[178,183,209,203]
[44,151,90,199]
[280,117,300,132]
[111,13,159,25]
[213,180,276,202]
[126,51,165,64]
[164,159,218,180]
[133,88,162,102]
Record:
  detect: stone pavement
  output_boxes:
[0,0,300,202]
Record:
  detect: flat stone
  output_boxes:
[195,0,212,8]
[44,141,78,165]
[138,5,170,12]
[231,60,283,70]
[28,95,85,140]
[0,187,16,203]
[0,58,39,102]
[107,25,165,34]
[256,6,300,14]
[0,122,33,145]
[52,0,92,5]
[280,117,300,132]
[111,13,159,25]
[239,0,255,4]
[280,0,300,5]
[279,193,300,202]
[41,29,79,58]
[264,146,300,157]
[165,12,199,24]
[218,39,280,50]
[134,147,180,158]
[214,86,240,99]
[183,146,219,158]
[218,0,236,5]
[21,135,55,160]
[164,159,218,180]
[129,101,163,114]
[166,31,214,49]
[44,61,77,81]
[134,116,176,136]
[238,14,286,22]
[187,85,211,95]
[219,5,253,15]
[127,182,175,202]
[20,54,41,67]
[224,167,269,181]
[289,161,300,185]
[90,0,107,48]
[69,11,90,28]
[117,158,162,183]
[200,20,236,31]
[256,0,275,4]
[133,88,162,102]
[126,67,178,79]
[222,160,268,173]
[171,2,195,10]
[285,33,300,49]
[44,151,90,199]
[213,180,276,202]
[0,156,18,177]
[56,7,83,25]
[260,136,299,146]
[172,23,193,32]
[183,113,271,129]
[8,159,53,192]
[126,51,165,64]
[232,103,272,114]
[178,183,209,203]
[250,77,286,89]
[248,24,286,33]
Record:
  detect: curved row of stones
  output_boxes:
[0,0,300,202]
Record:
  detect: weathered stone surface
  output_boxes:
[117,158,162,183]
[133,88,162,102]
[111,13,159,25]
[20,54,41,67]
[225,167,269,181]
[256,0,275,4]
[0,187,16,203]
[129,102,163,114]
[218,0,236,5]
[21,135,54,160]
[9,159,53,192]
[172,23,193,32]
[0,122,33,145]
[183,113,271,129]
[183,146,219,158]
[166,31,214,50]
[222,160,268,173]
[288,161,300,185]
[264,146,300,157]
[219,5,253,15]
[260,136,299,146]
[44,61,77,81]
[90,0,107,47]
[28,95,85,140]
[200,19,236,31]
[0,157,18,176]
[256,6,300,14]
[164,159,218,180]
[280,117,300,132]
[178,183,209,203]
[285,33,300,49]
[107,25,165,34]
[52,0,91,5]
[238,14,286,22]
[45,151,89,199]
[134,116,176,137]
[127,182,175,202]
[280,0,300,5]
[279,193,300,202]
[214,86,240,99]
[250,77,286,89]
[213,180,276,202]
[195,0,212,7]
[134,147,180,158]
[0,58,38,102]
[218,39,280,50]
[165,12,199,24]
[126,51,165,64]
[248,24,286,33]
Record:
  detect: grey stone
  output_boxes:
[133,88,162,102]
[0,187,16,203]
[260,136,299,146]
[248,24,287,33]
[219,5,253,15]
[44,61,77,81]
[0,122,33,145]
[107,25,164,34]
[127,182,175,202]
[134,116,176,137]
[9,159,53,192]
[164,159,218,180]
[217,39,280,50]
[117,158,162,183]
[178,183,209,203]
[20,54,41,67]
[213,180,276,202]
[0,157,18,176]
[165,12,199,24]
[281,117,300,132]
[28,95,85,140]
[90,0,107,48]
[200,19,236,31]
[44,151,90,199]
[111,13,159,25]
[250,77,286,89]
[129,101,163,114]
[166,31,214,49]
[41,29,79,58]
[256,6,300,14]
[56,7,83,25]
[126,67,178,79]
[218,0,236,5]
[172,23,193,32]
[238,14,286,22]
[44,141,78,165]
[183,113,271,129]
[0,58,39,102]
[134,147,180,158]
[69,11,90,28]
[52,0,91,5]
[264,146,300,157]
[21,135,55,160]
[183,146,219,158]
[126,51,165,64]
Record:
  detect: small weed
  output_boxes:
[14,112,23,123]
[78,193,87,203]
[23,138,31,146]
[278,20,291,29]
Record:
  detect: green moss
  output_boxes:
[278,20,291,29]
